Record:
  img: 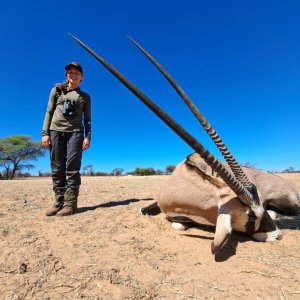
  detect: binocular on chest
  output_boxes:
[62,100,75,116]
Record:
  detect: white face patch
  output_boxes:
[218,206,233,232]
[252,228,282,242]
[221,214,232,233]
[267,210,277,220]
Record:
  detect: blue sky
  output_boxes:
[1,0,299,174]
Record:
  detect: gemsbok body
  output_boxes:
[157,153,299,253]
[69,34,300,254]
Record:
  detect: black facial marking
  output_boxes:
[245,209,257,235]
[245,183,260,206]
[256,210,277,233]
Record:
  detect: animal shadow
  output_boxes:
[275,215,300,230]
[77,198,153,214]
[214,232,251,262]
[181,223,252,261]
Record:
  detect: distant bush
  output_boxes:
[136,168,154,176]
[37,165,176,177]
[16,172,32,178]
[93,171,110,176]
[38,171,51,177]
[127,167,160,176]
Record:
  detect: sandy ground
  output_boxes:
[0,173,299,300]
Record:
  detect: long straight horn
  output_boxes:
[127,36,252,188]
[69,34,257,208]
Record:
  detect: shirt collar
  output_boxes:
[67,86,81,92]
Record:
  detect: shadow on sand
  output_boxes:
[275,215,300,230]
[179,215,300,262]
[77,197,154,214]
[77,198,299,261]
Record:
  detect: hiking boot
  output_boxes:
[56,188,79,216]
[56,205,77,216]
[45,206,63,216]
[64,188,79,206]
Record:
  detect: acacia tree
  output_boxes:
[0,135,45,179]
[112,168,124,176]
[165,165,176,175]
[83,164,94,175]
[282,167,295,173]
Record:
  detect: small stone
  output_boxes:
[19,263,27,274]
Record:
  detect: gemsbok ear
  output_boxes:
[211,208,232,254]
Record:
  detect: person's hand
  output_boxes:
[82,138,90,151]
[42,135,51,149]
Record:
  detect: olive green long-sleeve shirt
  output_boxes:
[42,86,91,139]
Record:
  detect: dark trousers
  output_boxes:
[50,131,83,191]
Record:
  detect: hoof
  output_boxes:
[171,222,188,231]
[139,202,161,215]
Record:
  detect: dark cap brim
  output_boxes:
[65,62,83,73]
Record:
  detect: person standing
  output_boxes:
[42,62,91,216]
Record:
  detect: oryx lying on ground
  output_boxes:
[155,153,300,246]
[69,34,300,254]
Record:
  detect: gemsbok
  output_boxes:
[69,34,300,254]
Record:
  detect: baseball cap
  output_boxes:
[65,62,83,74]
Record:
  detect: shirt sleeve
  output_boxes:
[42,87,57,136]
[83,95,92,140]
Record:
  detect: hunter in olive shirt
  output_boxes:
[42,86,91,139]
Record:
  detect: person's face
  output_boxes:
[66,67,83,86]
